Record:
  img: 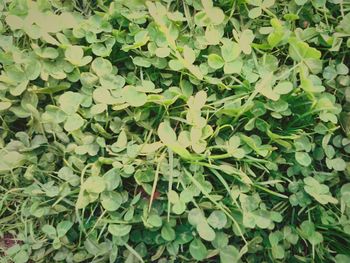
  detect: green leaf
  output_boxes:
[41,47,59,59]
[58,167,80,186]
[183,45,196,64]
[157,122,193,160]
[0,101,11,110]
[188,208,206,226]
[191,90,207,110]
[0,151,25,173]
[207,211,227,229]
[65,45,91,66]
[328,158,346,171]
[90,103,107,115]
[341,183,350,207]
[42,224,57,239]
[147,214,163,227]
[103,168,121,191]
[246,0,262,6]
[11,81,29,96]
[289,38,321,62]
[169,59,184,71]
[64,113,84,132]
[122,85,147,107]
[155,47,170,58]
[42,106,66,123]
[58,92,82,115]
[133,56,151,67]
[76,191,91,210]
[208,54,225,69]
[83,176,106,194]
[108,224,132,236]
[224,60,243,74]
[101,191,122,211]
[57,221,73,238]
[268,19,284,47]
[5,15,24,30]
[274,81,293,94]
[255,72,279,101]
[272,245,285,259]
[189,238,207,261]
[13,250,29,263]
[300,221,323,245]
[238,29,255,54]
[249,7,262,19]
[91,57,113,77]
[161,224,176,241]
[335,255,350,263]
[196,221,216,241]
[221,40,241,62]
[0,1,349,262]
[304,177,338,205]
[205,27,222,45]
[295,0,308,5]
[206,8,225,25]
[219,245,240,263]
[295,152,312,166]
[172,200,186,214]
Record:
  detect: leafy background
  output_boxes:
[0,0,350,262]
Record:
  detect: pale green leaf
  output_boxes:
[108,224,132,236]
[295,152,312,166]
[207,211,227,229]
[249,7,262,19]
[122,85,147,107]
[196,221,216,241]
[101,191,122,211]
[83,176,106,194]
[220,245,240,263]
[58,92,82,115]
[64,113,84,132]
[189,238,207,261]
[221,40,241,62]
[208,54,225,69]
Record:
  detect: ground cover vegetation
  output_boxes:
[0,0,350,262]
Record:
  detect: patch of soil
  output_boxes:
[0,233,19,250]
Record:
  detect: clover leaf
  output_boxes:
[108,224,132,237]
[65,45,92,67]
[247,0,275,19]
[304,177,338,205]
[122,85,147,107]
[227,136,245,158]
[58,92,82,115]
[1,1,349,262]
[158,121,193,159]
[299,221,323,246]
[189,238,208,261]
[295,152,312,167]
[219,245,240,263]
[64,113,84,132]
[341,183,350,208]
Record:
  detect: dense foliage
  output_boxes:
[0,0,350,262]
